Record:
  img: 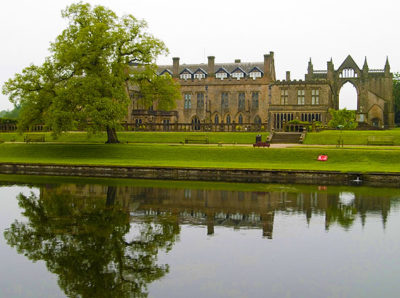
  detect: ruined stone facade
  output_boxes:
[127,53,394,131]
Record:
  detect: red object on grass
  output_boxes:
[253,142,270,148]
[317,155,328,161]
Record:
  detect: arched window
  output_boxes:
[214,114,219,124]
[252,92,259,109]
[221,92,229,109]
[197,93,204,109]
[191,116,200,131]
[238,114,243,124]
[238,92,245,110]
[226,115,231,124]
[254,115,261,124]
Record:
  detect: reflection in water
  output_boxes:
[3,181,399,297]
[4,186,180,297]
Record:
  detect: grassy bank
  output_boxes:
[0,131,265,144]
[0,143,399,173]
[1,129,400,145]
[304,129,400,145]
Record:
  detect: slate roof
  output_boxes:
[157,61,265,75]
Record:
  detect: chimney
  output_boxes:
[264,54,270,76]
[172,57,180,78]
[264,51,274,80]
[208,56,215,77]
[286,71,291,81]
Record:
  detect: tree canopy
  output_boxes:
[393,72,400,124]
[328,108,358,129]
[2,2,180,143]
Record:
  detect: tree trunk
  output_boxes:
[106,186,116,207]
[106,126,120,143]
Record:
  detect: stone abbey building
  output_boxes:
[127,53,394,131]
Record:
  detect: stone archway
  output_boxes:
[327,55,394,127]
[338,81,359,110]
[332,56,362,111]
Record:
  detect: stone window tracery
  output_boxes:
[238,92,245,110]
[297,90,305,105]
[197,93,204,109]
[252,92,259,109]
[184,93,192,109]
[312,89,319,105]
[280,89,288,105]
[221,92,229,109]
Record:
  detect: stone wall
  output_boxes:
[1,163,399,187]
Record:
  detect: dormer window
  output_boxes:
[180,73,192,80]
[160,69,172,77]
[194,73,205,79]
[249,71,261,79]
[216,72,227,79]
[231,67,246,80]
[248,67,263,80]
[180,68,193,80]
[215,68,229,80]
[193,68,207,80]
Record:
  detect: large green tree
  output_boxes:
[393,72,400,124]
[2,2,180,143]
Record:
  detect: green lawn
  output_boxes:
[2,129,400,145]
[304,129,400,145]
[0,143,399,173]
[0,131,266,144]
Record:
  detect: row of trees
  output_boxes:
[2,3,180,143]
[394,73,400,124]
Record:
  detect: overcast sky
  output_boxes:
[1,0,399,110]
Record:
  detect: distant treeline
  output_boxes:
[0,105,20,119]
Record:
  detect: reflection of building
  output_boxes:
[127,54,394,131]
[41,183,395,239]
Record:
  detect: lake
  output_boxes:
[1,175,399,297]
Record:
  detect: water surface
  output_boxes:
[1,176,399,297]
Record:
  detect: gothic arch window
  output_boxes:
[339,68,358,78]
[252,92,259,109]
[197,93,204,109]
[221,92,229,109]
[238,92,245,110]
[238,114,243,124]
[226,114,231,124]
[214,114,219,124]
[254,115,261,124]
[191,116,201,131]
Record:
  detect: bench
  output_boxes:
[184,135,209,144]
[367,136,394,146]
[24,134,45,143]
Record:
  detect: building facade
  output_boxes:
[127,53,394,131]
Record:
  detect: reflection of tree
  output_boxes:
[4,186,180,297]
[325,194,357,230]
